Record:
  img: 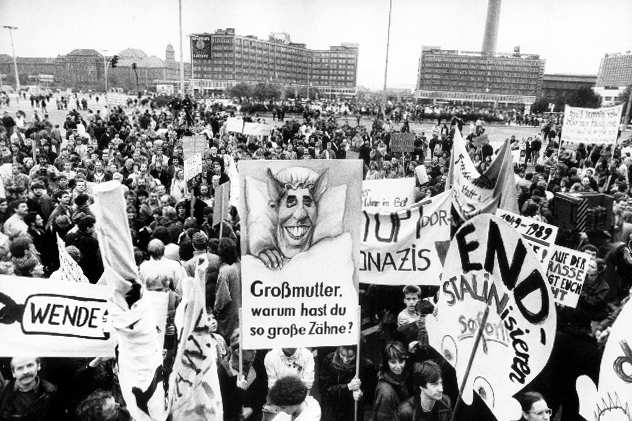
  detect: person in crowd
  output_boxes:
[398,360,451,421]
[373,341,412,421]
[267,376,320,421]
[264,348,315,392]
[65,212,104,283]
[214,237,241,339]
[0,357,60,421]
[3,199,29,239]
[138,238,185,295]
[515,391,551,421]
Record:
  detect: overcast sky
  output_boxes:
[1,0,631,89]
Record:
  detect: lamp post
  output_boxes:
[178,0,185,97]
[3,25,20,101]
[100,50,109,106]
[383,0,393,118]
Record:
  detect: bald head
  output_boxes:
[147,239,165,260]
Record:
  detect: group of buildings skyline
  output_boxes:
[1,0,631,110]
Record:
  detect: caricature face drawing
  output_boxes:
[260,167,328,269]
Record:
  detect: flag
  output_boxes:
[92,182,168,421]
[445,128,519,220]
[168,256,223,420]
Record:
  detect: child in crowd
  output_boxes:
[397,285,434,352]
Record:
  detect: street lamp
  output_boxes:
[3,25,20,100]
[99,50,110,106]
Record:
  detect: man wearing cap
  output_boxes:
[65,212,103,283]
[0,357,60,421]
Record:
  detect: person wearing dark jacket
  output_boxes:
[398,360,451,421]
[65,212,104,283]
[318,345,376,421]
[0,357,60,421]
[373,341,412,421]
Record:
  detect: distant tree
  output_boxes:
[531,98,549,114]
[227,82,252,100]
[567,87,601,108]
[252,83,281,100]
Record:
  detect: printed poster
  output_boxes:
[563,104,623,144]
[360,191,452,286]
[184,153,202,181]
[576,298,632,421]
[362,177,416,209]
[426,214,556,421]
[238,160,362,349]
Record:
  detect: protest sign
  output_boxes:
[243,122,272,137]
[212,181,231,227]
[495,209,558,268]
[106,92,128,107]
[427,214,556,421]
[390,132,416,153]
[225,117,244,133]
[56,233,90,283]
[360,191,452,286]
[546,245,590,308]
[184,153,202,181]
[182,134,208,160]
[446,129,519,220]
[238,160,362,349]
[562,104,623,144]
[576,298,632,421]
[362,177,416,209]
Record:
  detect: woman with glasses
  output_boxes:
[517,391,552,420]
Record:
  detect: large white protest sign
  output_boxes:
[362,178,416,209]
[546,245,590,308]
[243,122,272,137]
[446,129,519,220]
[360,191,452,286]
[563,104,623,144]
[495,209,558,269]
[427,214,556,421]
[56,234,90,283]
[184,153,202,181]
[239,160,361,349]
[577,298,632,421]
[225,117,244,133]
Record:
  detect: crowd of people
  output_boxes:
[0,90,630,421]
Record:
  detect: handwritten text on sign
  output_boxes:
[495,209,558,268]
[546,245,590,308]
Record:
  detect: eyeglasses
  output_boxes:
[529,408,552,416]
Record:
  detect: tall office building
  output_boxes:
[593,52,632,106]
[189,28,358,96]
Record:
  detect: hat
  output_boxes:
[192,232,208,250]
[65,245,82,262]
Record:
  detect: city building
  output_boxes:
[415,46,545,109]
[0,55,57,87]
[55,49,104,90]
[593,51,632,106]
[541,73,596,101]
[189,28,358,97]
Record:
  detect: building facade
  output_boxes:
[594,52,632,106]
[541,73,596,101]
[415,46,545,108]
[0,55,57,87]
[55,49,104,90]
[190,28,358,97]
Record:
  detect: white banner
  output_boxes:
[56,234,90,283]
[239,161,362,349]
[225,117,244,133]
[562,104,623,144]
[360,191,452,285]
[577,299,632,421]
[495,209,558,269]
[546,245,590,308]
[184,153,202,181]
[243,122,272,137]
[427,215,556,421]
[362,178,416,209]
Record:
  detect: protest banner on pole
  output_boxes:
[446,129,519,220]
[546,244,591,308]
[562,104,623,144]
[426,214,556,421]
[495,209,558,269]
[184,153,202,181]
[359,191,452,286]
[238,160,362,349]
[576,298,632,421]
[362,177,416,209]
[213,181,231,227]
[390,132,416,153]
[56,233,90,283]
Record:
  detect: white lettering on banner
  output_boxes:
[427,215,556,421]
[576,299,632,421]
[362,178,416,209]
[360,191,452,285]
[495,209,558,269]
[545,245,590,308]
[562,104,623,144]
[239,160,362,349]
